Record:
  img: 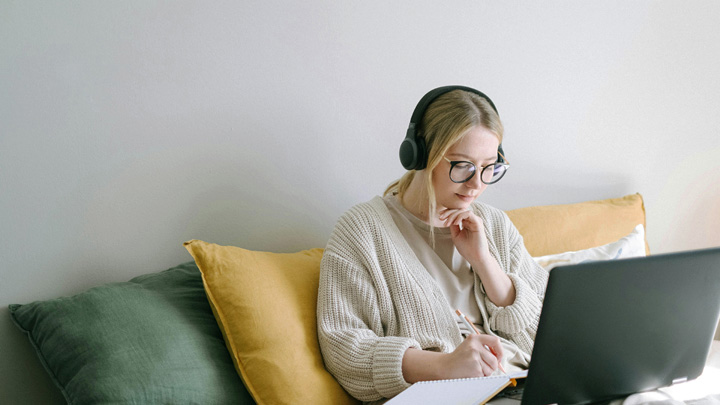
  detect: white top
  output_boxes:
[382,193,482,331]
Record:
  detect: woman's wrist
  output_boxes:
[468,252,495,275]
[401,348,446,383]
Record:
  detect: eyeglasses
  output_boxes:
[443,153,509,185]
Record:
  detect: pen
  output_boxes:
[455,309,509,377]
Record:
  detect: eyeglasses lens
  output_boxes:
[481,164,507,184]
[449,162,475,183]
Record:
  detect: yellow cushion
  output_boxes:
[505,193,649,257]
[183,240,359,405]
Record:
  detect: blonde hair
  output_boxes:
[384,89,504,226]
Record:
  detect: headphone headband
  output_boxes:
[399,85,504,171]
[408,85,498,128]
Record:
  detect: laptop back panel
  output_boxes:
[521,247,720,405]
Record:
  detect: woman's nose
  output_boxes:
[465,172,484,190]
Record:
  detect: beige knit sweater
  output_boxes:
[317,196,548,403]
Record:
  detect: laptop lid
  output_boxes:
[521,247,720,405]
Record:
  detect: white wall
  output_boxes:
[2,1,719,402]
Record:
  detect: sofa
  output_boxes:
[9,193,718,404]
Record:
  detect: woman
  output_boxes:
[317,86,548,403]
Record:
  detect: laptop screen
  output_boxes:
[521,247,720,405]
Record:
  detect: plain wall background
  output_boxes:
[2,1,719,402]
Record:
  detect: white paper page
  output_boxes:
[386,375,515,405]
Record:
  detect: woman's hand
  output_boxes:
[438,207,517,307]
[438,207,490,266]
[402,334,504,383]
[440,334,504,379]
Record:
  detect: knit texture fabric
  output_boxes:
[317,196,549,403]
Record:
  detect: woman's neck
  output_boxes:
[400,175,444,227]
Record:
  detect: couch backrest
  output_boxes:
[505,193,649,257]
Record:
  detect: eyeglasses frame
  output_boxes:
[442,153,510,185]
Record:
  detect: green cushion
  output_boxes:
[9,262,255,404]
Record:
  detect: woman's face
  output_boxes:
[431,125,500,213]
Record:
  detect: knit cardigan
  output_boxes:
[317,196,549,402]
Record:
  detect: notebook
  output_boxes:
[386,371,528,405]
[521,246,720,405]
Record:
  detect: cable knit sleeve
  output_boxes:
[317,210,420,402]
[476,205,549,354]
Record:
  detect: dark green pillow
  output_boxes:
[9,261,255,404]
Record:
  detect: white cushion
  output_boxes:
[533,224,646,271]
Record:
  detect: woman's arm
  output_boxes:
[481,210,549,352]
[469,254,516,307]
[402,334,504,383]
[317,250,419,402]
[440,207,516,307]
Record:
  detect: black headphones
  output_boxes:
[399,85,505,171]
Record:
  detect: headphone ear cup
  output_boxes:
[400,124,428,170]
[399,137,418,170]
[399,133,427,171]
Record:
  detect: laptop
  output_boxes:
[521,246,720,405]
